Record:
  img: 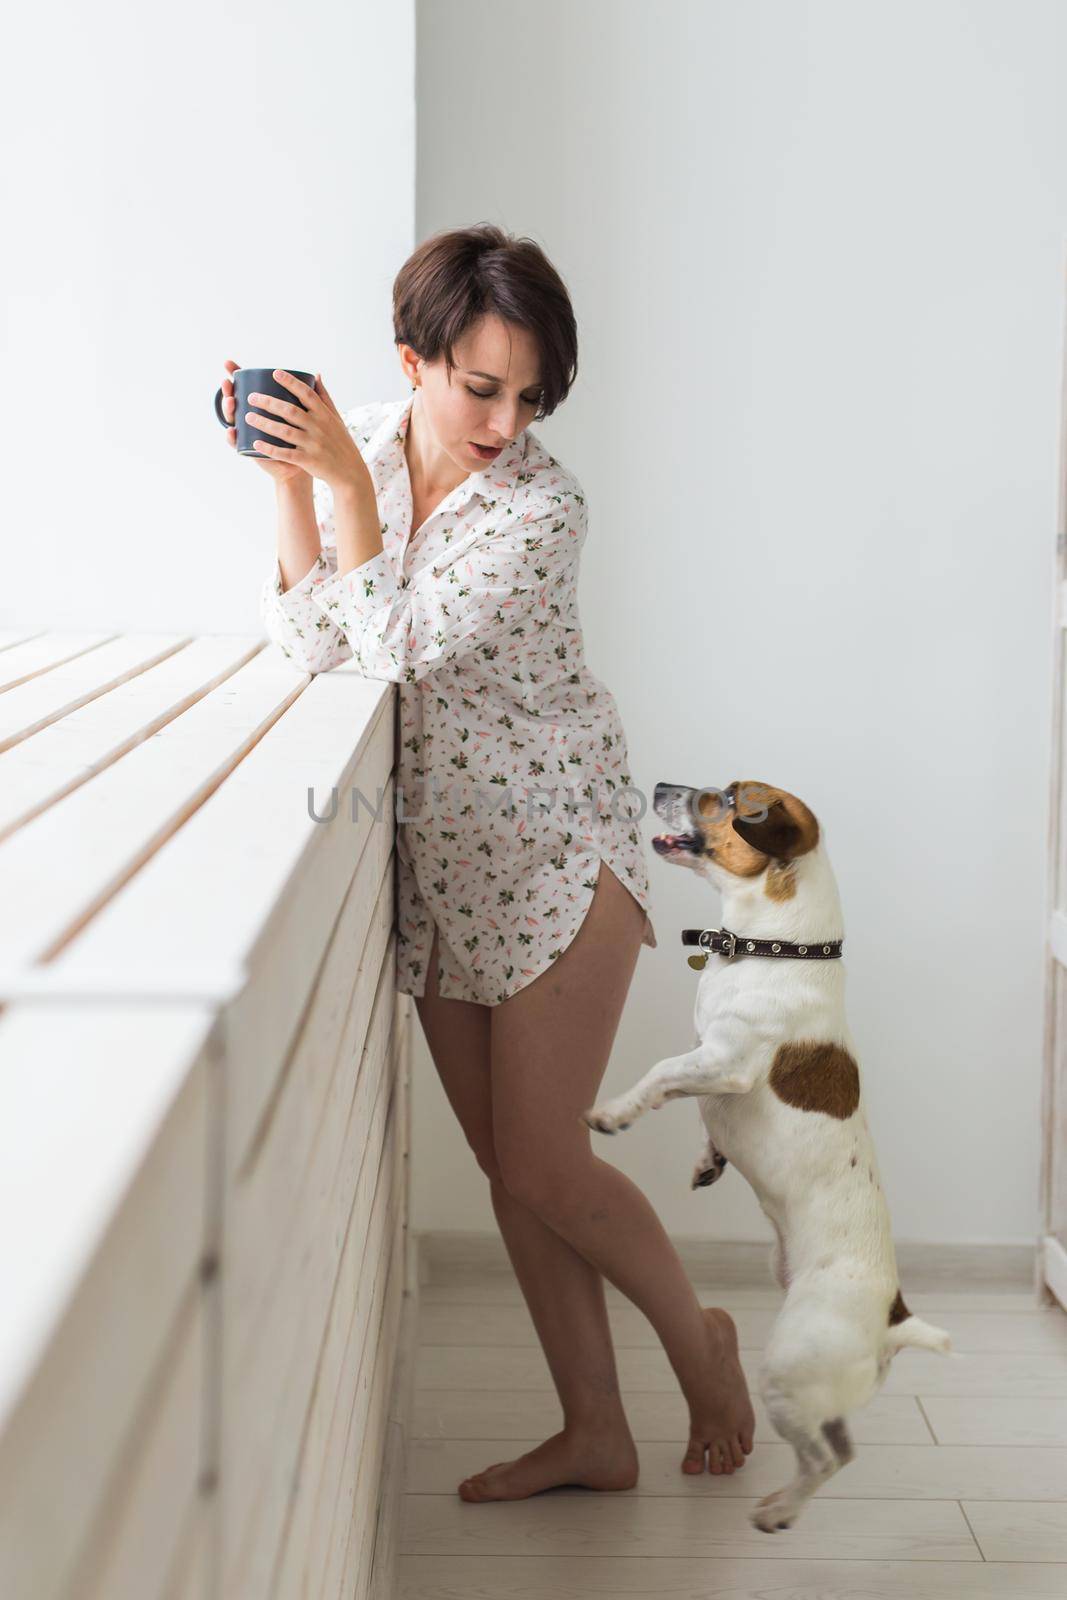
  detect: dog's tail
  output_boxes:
[885,1313,952,1356]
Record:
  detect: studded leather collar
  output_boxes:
[681,925,844,969]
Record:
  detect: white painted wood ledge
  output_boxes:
[0,630,417,1600]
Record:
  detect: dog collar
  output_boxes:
[681,925,844,969]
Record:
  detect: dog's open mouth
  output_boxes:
[651,783,704,858]
[652,831,703,856]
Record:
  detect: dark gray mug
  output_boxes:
[214,367,318,455]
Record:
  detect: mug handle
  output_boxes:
[213,386,233,428]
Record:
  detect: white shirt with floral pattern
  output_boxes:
[259,393,656,1004]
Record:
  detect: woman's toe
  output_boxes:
[458,1460,506,1498]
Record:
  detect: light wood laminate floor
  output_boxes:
[398,1273,1067,1598]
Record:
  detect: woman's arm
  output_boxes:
[259,423,383,675]
[264,475,587,683]
[274,477,321,592]
[257,390,383,674]
[258,475,354,674]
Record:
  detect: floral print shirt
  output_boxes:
[259,394,656,1004]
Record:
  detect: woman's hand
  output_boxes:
[238,369,372,494]
[218,359,305,485]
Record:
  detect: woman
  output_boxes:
[221,223,754,1500]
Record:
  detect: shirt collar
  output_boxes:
[379,392,525,510]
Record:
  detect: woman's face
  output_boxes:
[401,313,544,473]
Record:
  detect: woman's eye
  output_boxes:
[466,386,541,407]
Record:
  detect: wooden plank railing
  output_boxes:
[0,632,413,1599]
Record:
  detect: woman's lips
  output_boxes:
[470,441,502,460]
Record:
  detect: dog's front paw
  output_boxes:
[752,1490,800,1533]
[581,1096,639,1135]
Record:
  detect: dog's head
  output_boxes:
[651,780,821,895]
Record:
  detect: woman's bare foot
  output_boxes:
[457,1419,639,1501]
[681,1307,757,1475]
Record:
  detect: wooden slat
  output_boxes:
[0,630,45,653]
[0,647,328,974]
[365,1002,415,1600]
[409,1436,1067,1503]
[274,1070,404,1598]
[0,635,262,841]
[17,674,393,1137]
[409,1390,931,1447]
[221,935,399,1597]
[0,1004,214,1600]
[227,832,394,1357]
[0,633,192,752]
[922,1393,1067,1446]
[963,1500,1067,1563]
[0,632,117,691]
[75,1283,204,1600]
[411,1342,1067,1398]
[398,1556,1067,1599]
[159,1494,212,1600]
[207,709,394,1175]
[399,1493,980,1563]
[347,1105,409,1600]
[416,1301,1067,1354]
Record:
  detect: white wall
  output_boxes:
[1,0,415,632]
[411,0,1067,1245]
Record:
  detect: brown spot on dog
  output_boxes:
[888,1289,910,1326]
[768,1041,861,1119]
[766,858,798,901]
[849,1155,857,1167]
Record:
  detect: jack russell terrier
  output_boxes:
[582,779,951,1532]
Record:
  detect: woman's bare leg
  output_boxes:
[413,918,638,1497]
[458,860,754,1501]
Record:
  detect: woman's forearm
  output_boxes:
[331,475,385,577]
[274,477,322,593]
[273,468,383,594]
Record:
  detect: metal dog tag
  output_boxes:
[687,952,708,970]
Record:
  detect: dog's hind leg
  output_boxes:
[691,1127,728,1189]
[752,1389,850,1533]
[821,1416,854,1466]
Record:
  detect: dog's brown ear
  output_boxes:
[732,798,808,861]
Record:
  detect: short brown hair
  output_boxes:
[392,224,578,421]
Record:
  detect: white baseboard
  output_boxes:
[417,1229,1036,1291]
[1043,1233,1067,1310]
